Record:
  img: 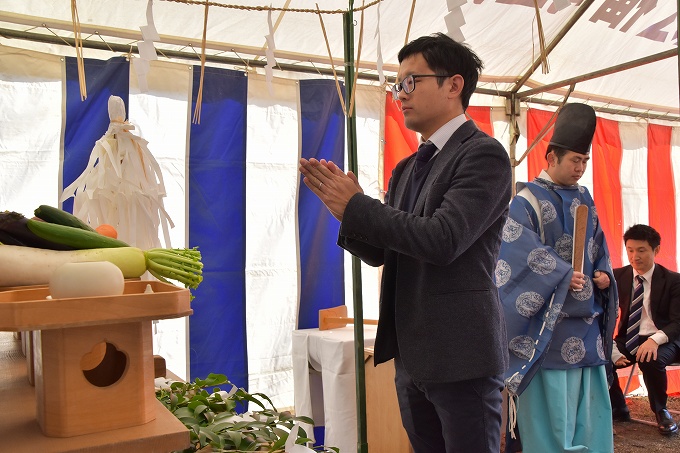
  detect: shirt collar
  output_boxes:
[420,114,468,151]
[634,264,655,283]
[538,170,553,182]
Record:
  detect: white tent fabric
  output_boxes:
[0,44,384,409]
[0,1,677,117]
[1,0,679,413]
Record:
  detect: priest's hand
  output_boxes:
[570,271,585,291]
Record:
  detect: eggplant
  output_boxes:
[0,211,75,250]
[0,228,26,246]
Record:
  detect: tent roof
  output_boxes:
[0,0,677,120]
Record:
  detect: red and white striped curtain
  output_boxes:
[383,100,680,271]
[383,100,680,395]
[527,108,678,272]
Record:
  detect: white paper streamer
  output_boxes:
[138,39,157,61]
[445,7,466,42]
[446,0,467,8]
[135,0,160,92]
[60,96,174,251]
[132,58,150,92]
[143,0,160,41]
[552,0,571,12]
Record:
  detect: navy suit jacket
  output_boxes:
[614,264,680,354]
[338,120,512,383]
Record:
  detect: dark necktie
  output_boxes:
[625,275,645,355]
[414,141,437,172]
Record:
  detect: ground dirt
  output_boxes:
[501,396,680,452]
[612,396,680,452]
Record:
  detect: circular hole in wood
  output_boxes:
[80,341,128,387]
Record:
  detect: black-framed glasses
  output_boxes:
[391,74,454,100]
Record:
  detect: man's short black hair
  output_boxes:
[398,33,483,110]
[624,224,661,249]
[546,145,568,162]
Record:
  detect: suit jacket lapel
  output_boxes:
[650,265,664,315]
[392,158,415,210]
[412,120,479,214]
[620,266,633,316]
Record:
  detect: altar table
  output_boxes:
[292,325,377,453]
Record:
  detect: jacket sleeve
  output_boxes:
[340,136,511,266]
[661,270,680,342]
[337,231,384,267]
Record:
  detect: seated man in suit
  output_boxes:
[610,224,680,435]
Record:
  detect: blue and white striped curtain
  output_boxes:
[0,47,382,409]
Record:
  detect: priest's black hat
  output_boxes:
[548,103,597,155]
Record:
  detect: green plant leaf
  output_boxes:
[226,430,243,449]
[156,373,339,453]
[294,415,315,425]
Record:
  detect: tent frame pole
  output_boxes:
[3,28,675,120]
[343,4,369,453]
[518,49,677,99]
[511,0,596,93]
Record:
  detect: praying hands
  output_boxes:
[298,158,363,221]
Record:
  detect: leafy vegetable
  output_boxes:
[145,247,203,289]
[156,373,338,453]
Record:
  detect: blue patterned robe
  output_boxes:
[496,178,618,398]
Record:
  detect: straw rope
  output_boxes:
[70,0,87,101]
[516,83,575,166]
[346,0,366,117]
[315,3,347,116]
[160,0,384,119]
[404,0,417,46]
[161,0,382,14]
[192,0,210,124]
[533,0,550,74]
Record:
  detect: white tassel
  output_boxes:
[508,392,519,439]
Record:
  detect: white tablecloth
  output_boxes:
[292,325,378,453]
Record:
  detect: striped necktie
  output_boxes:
[414,141,437,172]
[625,275,645,355]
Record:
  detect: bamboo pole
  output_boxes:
[343,4,368,453]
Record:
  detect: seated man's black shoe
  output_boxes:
[655,409,679,435]
[612,407,631,422]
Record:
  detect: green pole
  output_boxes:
[343,3,368,453]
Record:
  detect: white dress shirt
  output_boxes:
[420,114,468,159]
[612,263,669,362]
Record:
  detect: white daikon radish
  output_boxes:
[0,245,146,287]
[50,261,124,299]
[0,245,201,289]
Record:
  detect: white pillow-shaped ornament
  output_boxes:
[50,261,125,299]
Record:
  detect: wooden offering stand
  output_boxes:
[318,305,378,330]
[0,280,192,441]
